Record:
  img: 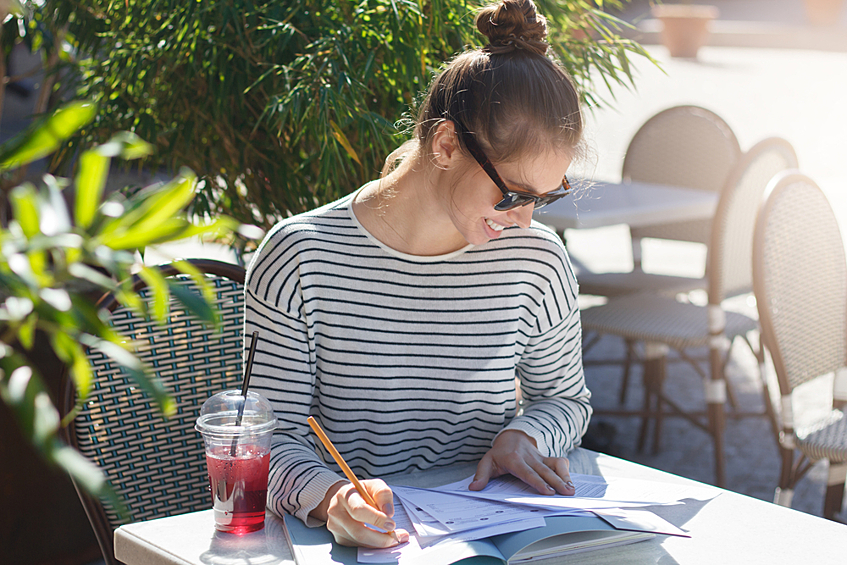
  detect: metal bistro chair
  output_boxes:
[753,171,847,520]
[577,105,743,299]
[580,138,798,487]
[60,259,246,565]
[578,106,749,408]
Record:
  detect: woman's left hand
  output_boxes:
[469,429,575,496]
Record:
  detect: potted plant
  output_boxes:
[803,0,846,26]
[652,2,720,58]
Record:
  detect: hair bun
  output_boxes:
[475,0,549,56]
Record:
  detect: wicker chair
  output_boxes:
[577,105,742,298]
[59,259,246,565]
[753,172,847,520]
[580,137,798,487]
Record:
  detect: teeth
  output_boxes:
[486,218,506,231]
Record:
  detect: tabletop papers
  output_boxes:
[356,473,710,563]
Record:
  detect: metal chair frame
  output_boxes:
[581,138,798,487]
[753,172,847,520]
[59,259,246,565]
[578,106,745,407]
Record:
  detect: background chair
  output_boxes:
[753,171,847,521]
[60,259,246,565]
[580,137,798,487]
[576,105,743,299]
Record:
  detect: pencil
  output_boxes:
[307,416,401,543]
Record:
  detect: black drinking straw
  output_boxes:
[230,331,260,456]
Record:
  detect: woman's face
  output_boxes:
[440,148,573,246]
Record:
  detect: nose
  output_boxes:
[507,203,535,229]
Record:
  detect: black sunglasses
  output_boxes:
[460,129,571,211]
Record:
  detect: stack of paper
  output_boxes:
[351,473,717,564]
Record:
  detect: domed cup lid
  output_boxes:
[195,390,277,436]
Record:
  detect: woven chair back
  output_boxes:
[708,137,799,302]
[62,260,246,542]
[625,105,741,245]
[753,173,847,394]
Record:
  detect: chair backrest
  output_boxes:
[625,105,742,245]
[61,259,246,564]
[708,137,799,302]
[753,172,847,396]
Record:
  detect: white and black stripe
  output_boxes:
[245,191,591,524]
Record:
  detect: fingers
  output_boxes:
[469,453,498,491]
[488,455,575,496]
[368,479,396,517]
[540,457,575,495]
[510,458,558,495]
[325,483,409,548]
[331,517,410,548]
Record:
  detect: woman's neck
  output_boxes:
[352,163,470,257]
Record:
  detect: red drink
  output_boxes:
[206,445,270,534]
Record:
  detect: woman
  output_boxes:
[245,0,591,548]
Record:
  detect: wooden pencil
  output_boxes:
[307,416,401,543]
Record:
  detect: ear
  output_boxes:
[430,120,461,168]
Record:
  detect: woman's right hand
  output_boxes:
[312,479,410,548]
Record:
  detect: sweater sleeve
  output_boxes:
[501,243,592,457]
[245,255,345,527]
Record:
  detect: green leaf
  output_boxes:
[75,150,111,230]
[32,389,60,445]
[9,184,40,239]
[48,441,131,522]
[105,217,191,250]
[137,267,169,322]
[51,332,93,401]
[3,296,34,321]
[17,315,37,350]
[168,282,217,327]
[95,132,155,160]
[101,169,197,245]
[43,175,73,236]
[0,101,97,171]
[171,216,241,242]
[67,263,119,294]
[40,288,73,312]
[77,334,176,417]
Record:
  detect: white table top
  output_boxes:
[533,180,719,231]
[114,448,847,565]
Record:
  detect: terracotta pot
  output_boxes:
[652,4,720,59]
[803,0,846,26]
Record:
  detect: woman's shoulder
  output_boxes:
[494,220,568,260]
[246,192,362,286]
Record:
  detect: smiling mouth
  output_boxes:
[485,218,507,232]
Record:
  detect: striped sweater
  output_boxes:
[244,189,591,525]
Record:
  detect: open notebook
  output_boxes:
[283,512,653,565]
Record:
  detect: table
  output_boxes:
[113,448,847,565]
[533,179,718,232]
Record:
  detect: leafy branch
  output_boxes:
[0,100,252,518]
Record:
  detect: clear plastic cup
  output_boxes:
[195,390,277,534]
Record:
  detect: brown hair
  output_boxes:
[407,0,583,169]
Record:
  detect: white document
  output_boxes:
[392,485,547,531]
[402,501,546,548]
[593,508,691,538]
[433,473,719,511]
[358,498,505,564]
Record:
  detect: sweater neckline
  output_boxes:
[346,184,476,263]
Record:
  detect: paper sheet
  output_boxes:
[392,485,547,531]
[432,473,719,511]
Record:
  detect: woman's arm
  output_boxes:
[471,241,592,493]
